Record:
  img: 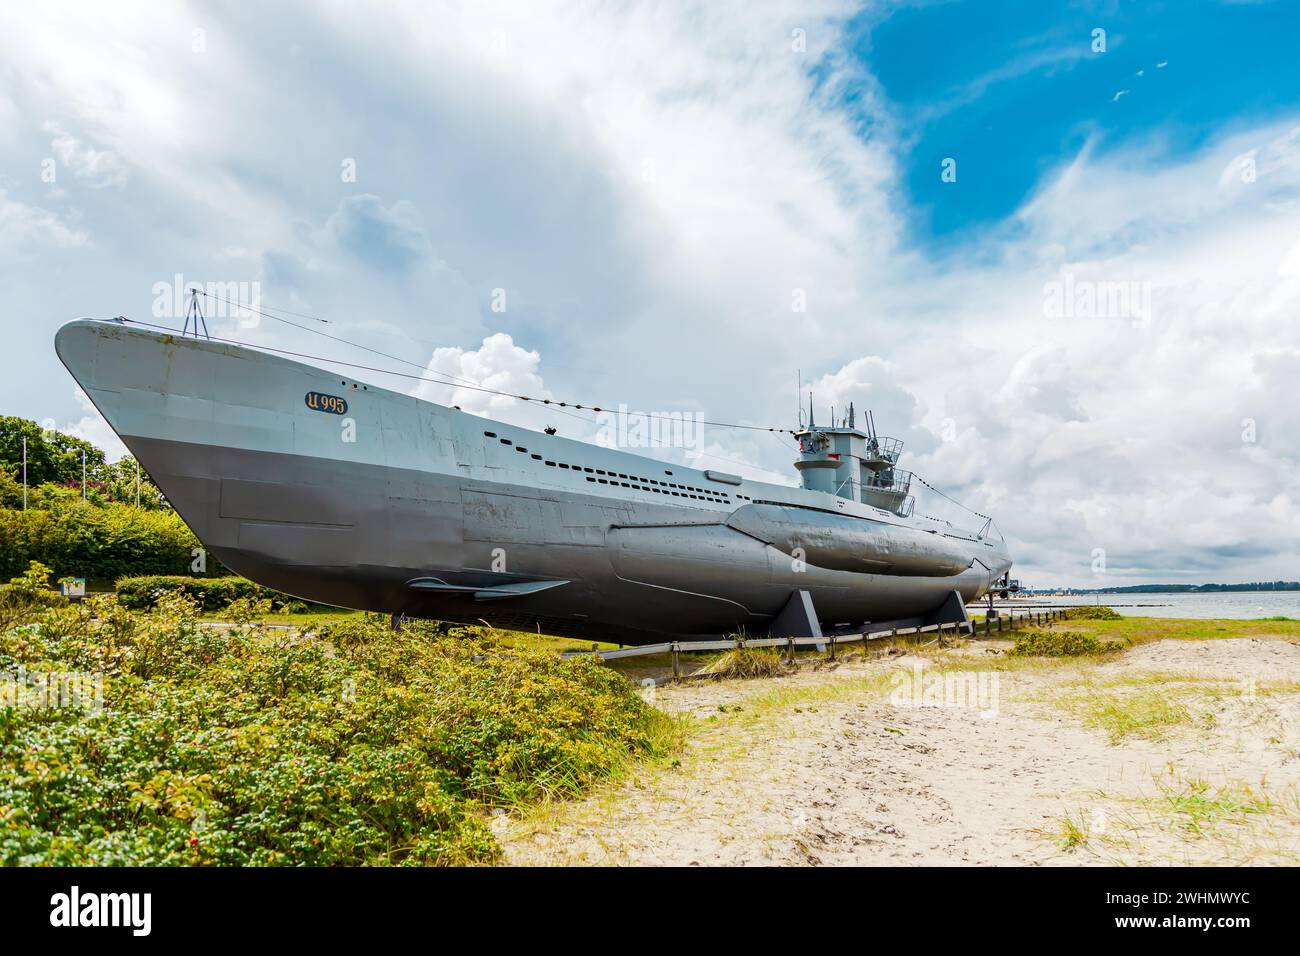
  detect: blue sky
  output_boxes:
[2,1,1300,586]
[857,1,1300,244]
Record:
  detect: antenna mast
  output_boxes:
[797,370,803,429]
[183,288,210,340]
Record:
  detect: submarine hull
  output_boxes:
[55,320,1013,643]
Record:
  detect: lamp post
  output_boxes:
[135,458,140,507]
[21,436,26,510]
[81,448,86,501]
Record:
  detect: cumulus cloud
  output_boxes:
[413,332,553,423]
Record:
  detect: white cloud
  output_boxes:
[61,388,128,461]
[43,122,128,189]
[412,332,554,426]
[884,121,1300,585]
[0,189,88,254]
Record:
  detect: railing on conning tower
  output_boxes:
[859,467,913,515]
[861,436,902,471]
[864,468,912,495]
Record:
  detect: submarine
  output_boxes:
[55,317,1013,644]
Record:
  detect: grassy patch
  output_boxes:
[487,630,620,656]
[1038,615,1300,647]
[1052,681,1229,743]
[1148,776,1277,835]
[698,647,789,680]
[724,670,899,728]
[204,608,364,627]
[1063,606,1123,621]
[1009,630,1124,657]
[1053,812,1093,851]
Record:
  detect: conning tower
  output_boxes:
[793,401,913,515]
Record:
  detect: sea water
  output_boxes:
[1004,591,1300,620]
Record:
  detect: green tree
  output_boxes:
[0,417,168,508]
[0,416,107,487]
[100,456,169,510]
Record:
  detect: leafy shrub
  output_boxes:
[1063,606,1123,621]
[115,575,332,613]
[116,575,265,611]
[1008,630,1123,657]
[0,468,25,510]
[0,562,67,631]
[0,596,679,865]
[0,501,202,583]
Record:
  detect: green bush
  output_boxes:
[116,575,264,611]
[1063,606,1123,621]
[0,594,679,865]
[0,501,202,583]
[115,575,330,613]
[0,562,67,631]
[1008,630,1123,657]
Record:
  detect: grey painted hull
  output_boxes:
[55,320,1013,643]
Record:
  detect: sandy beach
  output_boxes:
[498,633,1300,866]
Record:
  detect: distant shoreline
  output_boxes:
[1021,585,1299,596]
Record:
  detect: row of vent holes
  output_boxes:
[484,431,738,503]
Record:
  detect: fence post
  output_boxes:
[829,635,837,660]
[671,642,681,678]
[785,636,795,663]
